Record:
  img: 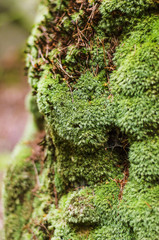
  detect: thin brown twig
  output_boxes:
[56,59,73,78]
[32,161,40,189]
[100,39,107,68]
[53,184,58,208]
[88,3,98,22]
[39,48,49,63]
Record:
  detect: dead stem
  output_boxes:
[32,160,40,189]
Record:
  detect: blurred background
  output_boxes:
[0,0,39,238]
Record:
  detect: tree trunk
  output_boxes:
[4,1,159,239]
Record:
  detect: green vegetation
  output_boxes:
[0,153,10,171]
[3,118,38,240]
[4,0,159,239]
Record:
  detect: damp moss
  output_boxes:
[4,0,159,239]
[110,16,159,140]
[116,182,159,239]
[99,0,157,35]
[4,144,35,240]
[3,117,38,240]
[24,182,120,240]
[26,92,44,130]
[129,136,159,182]
[37,69,114,147]
[110,15,159,98]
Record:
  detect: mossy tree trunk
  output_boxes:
[4,1,159,239]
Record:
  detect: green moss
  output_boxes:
[19,181,120,239]
[37,69,114,147]
[129,137,159,182]
[52,130,123,192]
[4,0,159,239]
[0,153,10,170]
[99,0,157,35]
[114,95,159,140]
[108,16,159,140]
[64,189,100,225]
[4,144,35,239]
[26,92,44,130]
[116,182,159,239]
[101,0,155,16]
[110,16,159,97]
[5,197,34,240]
[21,193,52,240]
[3,117,39,240]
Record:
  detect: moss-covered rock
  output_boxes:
[4,0,159,239]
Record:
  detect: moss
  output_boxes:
[3,117,38,240]
[37,69,114,147]
[114,95,159,140]
[110,16,159,140]
[129,137,159,182]
[64,189,100,225]
[116,182,159,239]
[110,15,159,97]
[19,181,120,239]
[4,144,35,240]
[51,130,123,192]
[26,92,44,130]
[4,0,159,239]
[99,0,157,35]
[101,0,155,16]
[21,193,53,240]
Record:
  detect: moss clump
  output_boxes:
[24,182,120,240]
[26,92,44,130]
[115,182,159,240]
[99,0,157,35]
[64,189,100,225]
[110,16,159,140]
[4,143,35,240]
[51,130,123,192]
[110,16,159,98]
[129,137,159,182]
[37,69,114,147]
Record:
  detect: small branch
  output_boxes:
[39,223,51,238]
[39,48,49,63]
[28,54,36,68]
[77,26,89,42]
[66,80,74,103]
[88,3,98,22]
[32,161,40,189]
[100,39,107,68]
[56,59,73,78]
[53,184,58,208]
